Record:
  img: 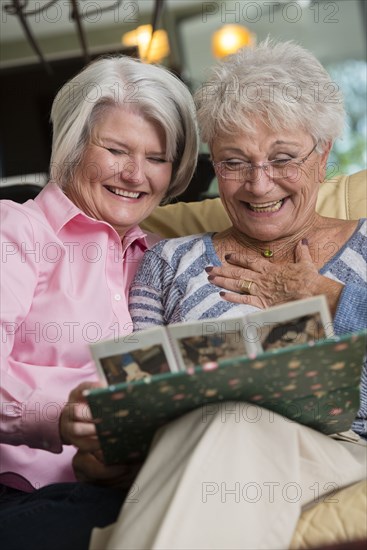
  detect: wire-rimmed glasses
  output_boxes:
[212,143,318,181]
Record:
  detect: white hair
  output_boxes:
[195,39,345,149]
[50,55,199,200]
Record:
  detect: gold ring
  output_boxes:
[239,279,253,293]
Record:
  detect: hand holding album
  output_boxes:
[84,297,366,465]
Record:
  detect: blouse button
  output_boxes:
[114,293,121,301]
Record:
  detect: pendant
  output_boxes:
[262,249,273,258]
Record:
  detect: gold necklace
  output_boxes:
[228,226,311,260]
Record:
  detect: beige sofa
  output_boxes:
[141,169,367,549]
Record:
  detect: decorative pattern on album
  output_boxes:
[84,296,367,465]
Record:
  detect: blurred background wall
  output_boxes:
[0,0,366,190]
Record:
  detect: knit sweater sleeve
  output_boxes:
[333,283,367,335]
[321,219,367,336]
[129,244,175,330]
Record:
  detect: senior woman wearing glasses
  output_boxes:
[88,40,366,550]
[130,40,365,333]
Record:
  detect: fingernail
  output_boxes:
[225,254,232,261]
[301,238,308,245]
[219,291,226,297]
[205,266,213,272]
[207,275,214,281]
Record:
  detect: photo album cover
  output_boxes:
[85,330,366,465]
[84,296,366,465]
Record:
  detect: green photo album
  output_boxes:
[85,297,366,465]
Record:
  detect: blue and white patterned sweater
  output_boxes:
[130,219,367,437]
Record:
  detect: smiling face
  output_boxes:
[66,107,173,237]
[212,120,331,243]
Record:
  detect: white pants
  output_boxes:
[90,403,367,550]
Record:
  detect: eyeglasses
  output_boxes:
[212,143,318,181]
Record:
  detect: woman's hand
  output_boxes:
[73,450,142,490]
[207,241,343,314]
[59,382,103,452]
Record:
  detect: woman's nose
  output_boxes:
[116,158,146,184]
[244,165,274,194]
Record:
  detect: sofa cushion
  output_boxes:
[316,170,367,220]
[290,480,367,549]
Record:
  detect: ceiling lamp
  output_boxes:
[122,24,170,63]
[212,24,255,59]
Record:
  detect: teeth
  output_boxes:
[248,199,284,212]
[107,186,140,199]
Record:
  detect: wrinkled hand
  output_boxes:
[207,241,342,313]
[73,450,142,490]
[59,382,103,452]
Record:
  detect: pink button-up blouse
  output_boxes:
[0,183,159,491]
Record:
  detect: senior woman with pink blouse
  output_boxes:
[0,56,198,549]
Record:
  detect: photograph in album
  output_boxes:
[244,296,334,354]
[166,317,248,371]
[99,345,171,386]
[90,327,179,386]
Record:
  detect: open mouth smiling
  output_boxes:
[105,185,144,199]
[246,198,286,213]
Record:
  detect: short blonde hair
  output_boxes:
[50,56,199,200]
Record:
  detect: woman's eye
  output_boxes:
[272,158,291,165]
[271,156,294,166]
[106,148,127,156]
[224,160,245,170]
[148,157,167,163]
